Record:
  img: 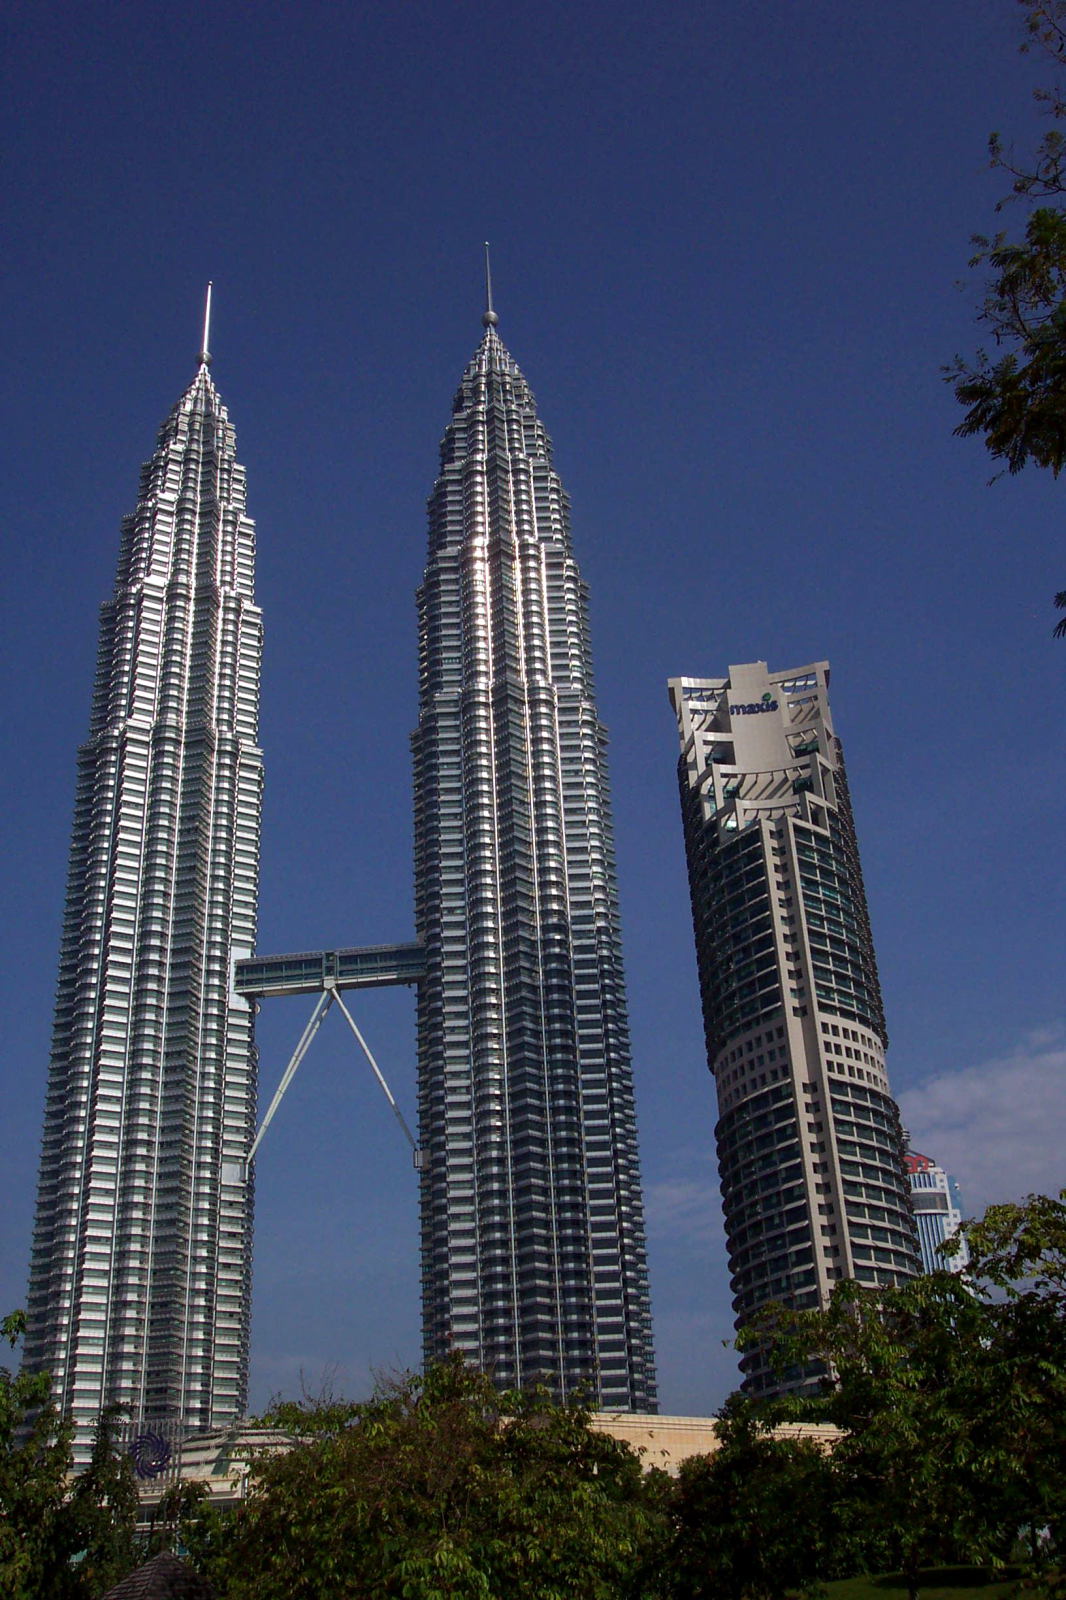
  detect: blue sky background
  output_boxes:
[1,0,1062,1417]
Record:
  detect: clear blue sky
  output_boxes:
[2,0,1062,1417]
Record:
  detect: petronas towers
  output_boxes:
[25,283,656,1454]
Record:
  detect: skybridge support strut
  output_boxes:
[332,987,423,1167]
[234,973,424,1177]
[245,987,336,1171]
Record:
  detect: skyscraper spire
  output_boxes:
[200,280,213,366]
[412,291,657,1410]
[482,241,498,327]
[24,333,263,1462]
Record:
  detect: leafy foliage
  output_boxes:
[950,2,1066,630]
[178,1199,1066,1597]
[66,1404,140,1594]
[0,1310,81,1599]
[746,1192,1066,1600]
[950,208,1066,475]
[9,1196,1065,1598]
[200,1354,665,1599]
[955,1185,1066,1291]
[989,2,1066,205]
[143,1477,212,1561]
[0,1312,140,1598]
[951,1189,1066,1574]
[657,1392,850,1600]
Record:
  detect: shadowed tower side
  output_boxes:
[412,272,657,1410]
[24,301,264,1462]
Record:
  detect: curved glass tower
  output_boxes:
[412,301,656,1410]
[24,333,263,1460]
[670,661,919,1397]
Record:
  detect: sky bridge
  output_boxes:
[234,942,426,999]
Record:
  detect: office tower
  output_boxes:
[906,1150,970,1274]
[24,310,263,1462]
[669,661,920,1396]
[411,291,657,1410]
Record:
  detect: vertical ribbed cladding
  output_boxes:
[413,322,656,1410]
[25,362,263,1462]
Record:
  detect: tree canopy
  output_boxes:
[950,1,1066,633]
[656,1392,850,1600]
[0,1312,139,1599]
[747,1190,1066,1600]
[196,1356,666,1600]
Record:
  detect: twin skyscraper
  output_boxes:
[24,279,917,1457]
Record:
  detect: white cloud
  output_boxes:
[646,1175,721,1243]
[897,1025,1066,1215]
[644,1147,730,1251]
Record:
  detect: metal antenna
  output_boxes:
[482,243,498,328]
[200,281,213,366]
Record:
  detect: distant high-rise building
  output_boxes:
[669,661,920,1396]
[906,1150,970,1274]
[412,290,657,1409]
[24,312,263,1461]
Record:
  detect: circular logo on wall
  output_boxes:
[129,1430,172,1479]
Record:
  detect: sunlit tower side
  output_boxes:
[24,295,264,1461]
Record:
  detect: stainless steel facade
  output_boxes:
[670,661,919,1397]
[412,311,657,1409]
[25,354,263,1459]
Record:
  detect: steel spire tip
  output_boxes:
[199,281,213,366]
[482,243,498,327]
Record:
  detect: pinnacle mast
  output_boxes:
[200,281,213,367]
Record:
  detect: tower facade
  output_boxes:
[669,661,919,1396]
[412,305,656,1410]
[906,1150,970,1274]
[25,341,263,1459]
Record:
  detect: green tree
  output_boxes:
[954,1185,1066,1290]
[950,206,1066,477]
[656,1392,851,1600]
[144,1478,212,1560]
[748,1192,1066,1600]
[749,1273,1011,1600]
[65,1404,140,1594]
[945,1188,1066,1570]
[197,1355,665,1600]
[0,1310,82,1599]
[949,1,1066,632]
[0,1312,141,1598]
